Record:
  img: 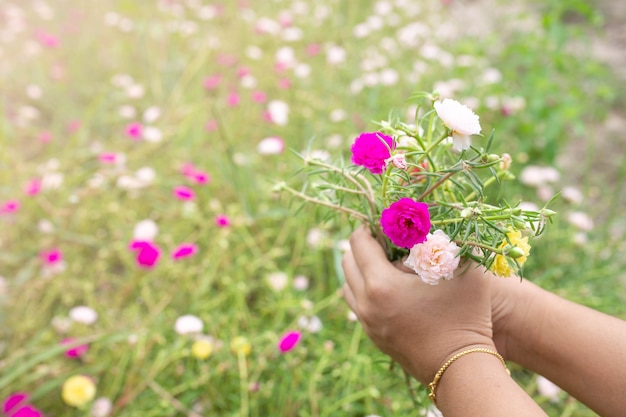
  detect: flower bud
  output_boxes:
[499,153,512,170]
[512,218,527,229]
[540,208,557,218]
[506,246,526,259]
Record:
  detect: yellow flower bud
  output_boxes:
[191,339,213,360]
[62,375,96,407]
[230,336,251,356]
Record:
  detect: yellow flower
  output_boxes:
[230,336,251,356]
[62,375,96,407]
[191,339,213,360]
[491,229,531,277]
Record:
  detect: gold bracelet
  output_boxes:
[428,348,509,406]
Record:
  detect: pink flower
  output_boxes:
[129,240,161,268]
[0,200,20,215]
[40,248,62,265]
[171,243,198,260]
[3,393,28,414]
[67,120,81,133]
[203,74,222,90]
[61,338,89,358]
[237,67,250,77]
[205,120,218,131]
[251,91,267,103]
[37,31,59,48]
[24,179,42,196]
[38,131,52,143]
[215,214,230,228]
[9,405,42,417]
[173,186,195,201]
[350,132,395,174]
[227,92,240,107]
[98,152,121,164]
[125,122,143,140]
[306,43,321,56]
[278,78,291,89]
[278,331,301,353]
[380,198,431,249]
[404,230,460,285]
[190,170,210,184]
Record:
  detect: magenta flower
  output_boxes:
[3,393,42,417]
[173,186,195,201]
[277,330,301,353]
[61,338,89,359]
[129,240,161,268]
[227,92,240,107]
[3,393,28,414]
[37,31,59,48]
[39,248,62,266]
[0,200,20,215]
[24,179,42,196]
[380,198,431,248]
[125,122,143,140]
[215,214,231,228]
[350,132,395,174]
[171,243,198,260]
[12,405,43,417]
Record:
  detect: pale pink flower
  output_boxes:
[434,98,481,151]
[251,91,267,103]
[1,200,20,214]
[278,331,301,353]
[39,131,52,143]
[257,137,285,155]
[173,186,195,201]
[404,229,460,285]
[24,179,42,196]
[37,31,59,48]
[307,43,321,56]
[171,243,198,260]
[128,240,161,268]
[205,120,218,131]
[125,122,143,140]
[215,214,230,227]
[567,211,594,231]
[203,74,221,90]
[227,92,240,107]
[98,152,124,165]
[67,120,81,133]
[278,78,291,89]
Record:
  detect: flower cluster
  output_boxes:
[282,92,555,284]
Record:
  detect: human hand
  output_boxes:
[341,226,496,385]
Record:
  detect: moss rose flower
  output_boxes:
[380,198,431,248]
[434,98,481,151]
[350,132,395,174]
[404,230,460,285]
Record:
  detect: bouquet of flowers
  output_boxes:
[280,91,556,284]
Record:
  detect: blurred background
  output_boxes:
[1,0,625,416]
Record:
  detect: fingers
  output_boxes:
[349,226,396,280]
[341,249,365,299]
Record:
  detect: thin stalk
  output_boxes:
[280,184,369,222]
[238,352,249,417]
[416,171,455,201]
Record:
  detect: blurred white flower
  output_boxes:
[267,100,289,126]
[240,74,257,88]
[434,99,481,151]
[306,228,327,248]
[111,73,133,87]
[375,1,393,15]
[282,27,303,42]
[257,137,285,155]
[366,15,384,31]
[142,126,163,142]
[133,219,158,241]
[326,45,346,65]
[292,275,309,291]
[125,83,145,99]
[561,186,583,204]
[51,316,71,333]
[267,272,288,291]
[256,17,281,34]
[245,45,263,60]
[118,18,133,32]
[197,5,217,20]
[42,172,64,190]
[519,166,560,187]
[26,84,43,100]
[174,314,204,335]
[567,211,594,231]
[379,68,399,85]
[69,306,99,325]
[481,68,502,84]
[293,63,311,78]
[135,167,156,185]
[104,12,120,26]
[91,397,113,417]
[118,104,136,119]
[38,219,55,234]
[329,109,347,123]
[275,46,296,67]
[353,24,370,38]
[298,315,323,333]
[347,310,358,322]
[325,134,343,149]
[536,375,561,402]
[143,106,161,123]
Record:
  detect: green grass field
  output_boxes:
[1,1,625,416]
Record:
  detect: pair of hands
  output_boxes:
[342,227,534,385]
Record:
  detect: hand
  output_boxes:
[341,226,496,385]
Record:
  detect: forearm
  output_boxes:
[436,349,547,416]
[508,285,626,416]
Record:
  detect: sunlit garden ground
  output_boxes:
[1,0,626,416]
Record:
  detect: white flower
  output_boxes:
[91,397,113,417]
[143,106,161,123]
[567,211,594,231]
[257,137,285,155]
[267,272,288,291]
[292,275,309,291]
[519,166,560,187]
[536,375,561,402]
[298,315,323,333]
[267,100,289,126]
[174,314,204,335]
[69,306,98,325]
[133,219,158,240]
[404,230,460,285]
[142,126,163,142]
[561,186,583,204]
[434,98,481,151]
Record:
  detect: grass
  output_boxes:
[0,0,624,416]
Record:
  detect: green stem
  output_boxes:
[238,352,249,417]
[416,171,455,202]
[465,171,506,201]
[455,240,503,254]
[380,163,394,205]
[280,184,369,222]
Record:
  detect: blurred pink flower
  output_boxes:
[190,171,210,185]
[216,54,237,66]
[203,74,221,90]
[237,67,250,77]
[38,131,52,143]
[278,330,301,353]
[40,248,63,266]
[205,120,218,132]
[125,122,143,140]
[0,200,20,215]
[67,120,81,133]
[278,78,291,89]
[173,186,195,201]
[99,153,121,164]
[306,43,321,56]
[37,31,59,48]
[3,393,28,414]
[129,240,161,268]
[227,92,240,107]
[24,179,42,196]
[215,214,231,228]
[251,91,267,103]
[61,338,89,359]
[172,243,198,260]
